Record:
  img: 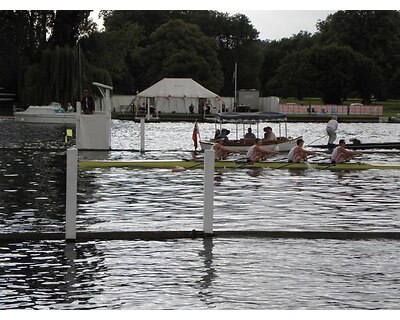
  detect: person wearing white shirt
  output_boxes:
[331,139,362,163]
[288,138,318,163]
[326,116,339,145]
[247,138,278,162]
[263,126,277,141]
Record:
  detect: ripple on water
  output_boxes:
[2,120,400,308]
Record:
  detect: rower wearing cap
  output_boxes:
[212,138,241,160]
[331,139,362,164]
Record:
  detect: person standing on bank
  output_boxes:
[81,89,95,114]
[326,115,338,146]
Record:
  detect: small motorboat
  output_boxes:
[14,102,76,124]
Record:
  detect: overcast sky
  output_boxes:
[227,10,337,40]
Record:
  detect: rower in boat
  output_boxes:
[288,138,319,163]
[247,138,278,162]
[331,139,362,164]
[212,138,241,160]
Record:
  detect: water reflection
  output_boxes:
[63,242,77,300]
[0,149,67,233]
[246,168,264,177]
[3,119,400,308]
[0,241,107,309]
[288,168,307,176]
[197,237,217,306]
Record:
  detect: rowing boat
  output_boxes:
[78,159,400,170]
[310,142,400,150]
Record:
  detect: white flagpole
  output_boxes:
[234,62,238,108]
[233,62,237,107]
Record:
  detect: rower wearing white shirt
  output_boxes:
[288,138,318,163]
[247,138,278,162]
[331,139,362,164]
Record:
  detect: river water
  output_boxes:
[1,119,400,309]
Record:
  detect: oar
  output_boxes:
[319,154,362,170]
[305,133,327,147]
[272,154,322,170]
[235,146,281,169]
[235,159,255,169]
[172,160,204,172]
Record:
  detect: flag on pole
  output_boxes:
[192,121,199,150]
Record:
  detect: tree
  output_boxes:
[19,46,111,106]
[0,10,98,103]
[140,19,223,92]
[49,10,96,47]
[81,23,141,94]
[267,50,316,100]
[260,31,315,96]
[268,44,380,104]
[189,11,262,95]
[316,10,400,99]
[100,10,261,95]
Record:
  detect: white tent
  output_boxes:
[136,78,223,114]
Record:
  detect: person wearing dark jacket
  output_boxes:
[81,90,95,114]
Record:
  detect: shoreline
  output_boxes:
[1,114,395,123]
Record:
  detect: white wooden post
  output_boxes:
[66,148,77,241]
[203,149,215,234]
[146,97,151,121]
[140,118,145,153]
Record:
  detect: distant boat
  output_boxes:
[14,102,76,124]
[390,113,400,123]
[200,111,301,152]
[310,141,400,150]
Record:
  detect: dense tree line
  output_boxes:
[1,10,400,106]
[0,10,110,106]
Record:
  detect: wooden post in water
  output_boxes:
[203,149,215,234]
[66,148,77,241]
[140,118,145,153]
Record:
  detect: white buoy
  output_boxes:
[66,148,77,241]
[203,149,215,234]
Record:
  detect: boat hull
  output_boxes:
[78,159,400,170]
[14,104,76,124]
[310,142,400,150]
[200,136,300,152]
[14,113,76,124]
